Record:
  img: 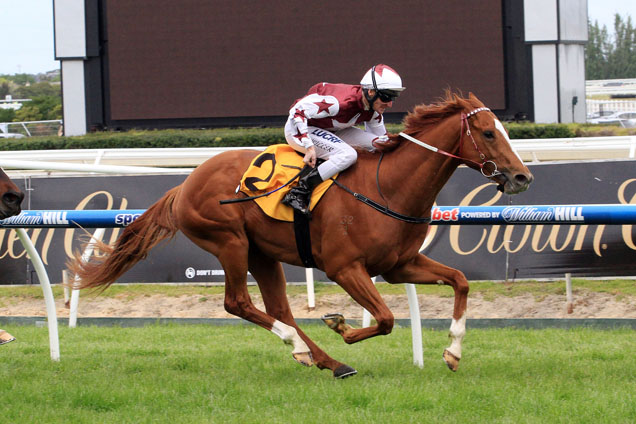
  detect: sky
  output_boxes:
[0,0,635,76]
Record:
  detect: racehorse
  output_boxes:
[70,92,533,378]
[0,167,24,345]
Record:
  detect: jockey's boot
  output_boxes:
[282,167,323,216]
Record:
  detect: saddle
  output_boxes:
[237,144,338,267]
[239,144,336,222]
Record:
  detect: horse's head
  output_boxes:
[0,168,24,219]
[454,93,533,194]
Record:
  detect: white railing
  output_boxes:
[0,146,263,168]
[0,137,634,170]
[0,120,63,137]
[586,99,636,116]
[511,136,636,162]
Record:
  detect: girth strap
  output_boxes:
[293,209,318,268]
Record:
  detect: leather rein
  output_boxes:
[399,107,501,178]
[336,107,499,224]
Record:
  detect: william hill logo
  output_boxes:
[0,211,69,226]
[501,206,584,223]
[41,211,69,225]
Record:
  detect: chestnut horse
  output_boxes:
[71,93,532,377]
[0,167,24,345]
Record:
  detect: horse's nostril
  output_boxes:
[3,191,24,206]
[514,174,531,185]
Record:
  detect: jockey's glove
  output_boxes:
[372,135,401,153]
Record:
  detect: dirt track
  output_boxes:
[2,290,635,319]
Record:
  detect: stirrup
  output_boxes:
[282,191,310,215]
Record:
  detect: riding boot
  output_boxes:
[282,167,323,216]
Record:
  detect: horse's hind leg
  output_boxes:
[0,329,16,345]
[185,230,315,368]
[382,253,469,372]
[248,248,357,379]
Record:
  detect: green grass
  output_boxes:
[0,324,635,423]
[1,279,635,305]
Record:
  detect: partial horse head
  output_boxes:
[0,168,24,219]
[402,92,533,195]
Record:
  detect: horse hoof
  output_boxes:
[292,351,313,367]
[333,364,357,379]
[0,330,16,345]
[443,349,460,372]
[321,313,345,329]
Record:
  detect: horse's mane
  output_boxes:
[402,91,482,134]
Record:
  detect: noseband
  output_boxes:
[399,107,501,178]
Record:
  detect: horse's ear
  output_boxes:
[467,92,485,108]
[457,96,472,110]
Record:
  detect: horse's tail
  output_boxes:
[68,186,181,290]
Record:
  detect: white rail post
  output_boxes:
[305,268,315,310]
[565,273,574,314]
[405,283,423,368]
[362,277,376,328]
[69,228,105,328]
[363,280,423,367]
[62,270,70,307]
[16,228,60,361]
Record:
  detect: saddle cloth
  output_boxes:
[239,144,336,222]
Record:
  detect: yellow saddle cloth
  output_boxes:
[239,144,336,222]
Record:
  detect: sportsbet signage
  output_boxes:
[0,161,634,284]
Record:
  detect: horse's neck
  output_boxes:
[380,117,461,215]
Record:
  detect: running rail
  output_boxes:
[2,204,635,365]
[1,205,635,228]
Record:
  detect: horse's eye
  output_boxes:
[483,130,495,140]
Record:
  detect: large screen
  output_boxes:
[105,0,505,122]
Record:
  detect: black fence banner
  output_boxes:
[0,160,634,285]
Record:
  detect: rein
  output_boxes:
[399,106,501,178]
[330,177,431,224]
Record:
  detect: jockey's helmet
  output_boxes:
[360,64,405,105]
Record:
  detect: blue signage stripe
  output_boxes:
[0,210,147,228]
[431,205,636,225]
[0,206,634,228]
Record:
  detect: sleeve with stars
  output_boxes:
[287,94,340,148]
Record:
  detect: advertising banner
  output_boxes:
[0,160,634,285]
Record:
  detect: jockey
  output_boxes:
[282,64,405,216]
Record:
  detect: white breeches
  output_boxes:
[285,122,377,180]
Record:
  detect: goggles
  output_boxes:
[377,90,399,103]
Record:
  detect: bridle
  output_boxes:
[399,107,502,178]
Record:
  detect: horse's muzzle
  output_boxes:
[495,170,533,195]
[0,190,25,219]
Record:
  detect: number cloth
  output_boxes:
[239,144,336,222]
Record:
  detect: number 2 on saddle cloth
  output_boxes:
[235,145,336,222]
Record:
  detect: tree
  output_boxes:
[13,96,62,121]
[14,82,61,99]
[586,13,636,79]
[0,108,16,123]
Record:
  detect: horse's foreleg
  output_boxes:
[383,254,469,371]
[324,262,394,344]
[248,248,356,378]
